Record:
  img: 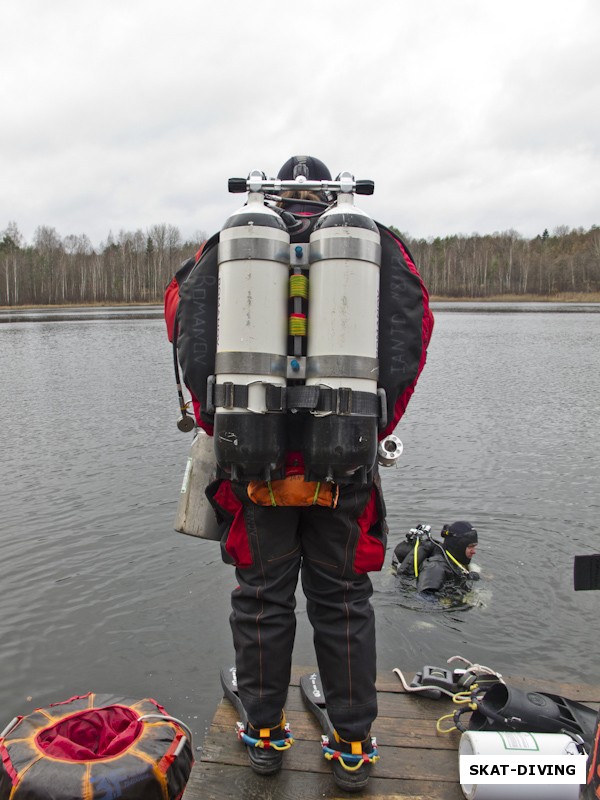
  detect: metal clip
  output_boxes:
[223,381,235,409]
[206,375,216,415]
[336,387,352,415]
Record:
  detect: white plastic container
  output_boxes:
[459,730,582,800]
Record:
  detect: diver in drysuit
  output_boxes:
[166,156,434,792]
[393,521,479,596]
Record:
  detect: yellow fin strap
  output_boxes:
[436,713,457,734]
[327,732,380,770]
[338,756,366,772]
[323,751,380,770]
[452,691,473,705]
[239,719,294,750]
[267,482,277,507]
[269,737,294,751]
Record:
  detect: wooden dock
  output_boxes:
[183,667,599,799]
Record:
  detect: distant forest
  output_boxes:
[1,220,599,306]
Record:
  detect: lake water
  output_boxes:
[1,304,599,748]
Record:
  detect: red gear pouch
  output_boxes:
[353,488,386,574]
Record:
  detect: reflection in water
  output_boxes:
[0,305,163,323]
[431,301,600,313]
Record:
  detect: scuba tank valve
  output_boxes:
[377,434,403,467]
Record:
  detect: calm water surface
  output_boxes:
[0,304,598,746]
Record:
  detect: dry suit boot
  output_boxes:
[219,667,294,777]
[299,672,379,793]
[242,717,292,776]
[329,730,379,793]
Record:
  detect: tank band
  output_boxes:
[209,381,381,417]
[306,355,379,380]
[310,238,381,264]
[218,238,290,264]
[215,351,288,377]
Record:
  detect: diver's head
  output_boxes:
[441,521,478,565]
[277,155,332,181]
[276,155,332,205]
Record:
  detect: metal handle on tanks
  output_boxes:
[228,172,375,196]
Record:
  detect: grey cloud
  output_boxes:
[2,0,599,246]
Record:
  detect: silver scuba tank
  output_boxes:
[304,177,382,483]
[212,178,291,480]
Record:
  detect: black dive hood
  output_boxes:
[442,521,478,566]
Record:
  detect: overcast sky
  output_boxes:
[2,0,599,248]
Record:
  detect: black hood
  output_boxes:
[277,155,331,181]
[441,521,478,566]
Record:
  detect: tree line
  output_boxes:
[397,225,600,298]
[1,220,599,307]
[0,222,206,307]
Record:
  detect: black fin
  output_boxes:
[470,682,596,749]
[219,666,248,725]
[299,672,335,739]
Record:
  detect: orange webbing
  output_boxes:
[247,475,339,508]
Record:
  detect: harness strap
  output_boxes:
[308,387,380,416]
[211,382,249,410]
[286,384,320,409]
[210,381,380,416]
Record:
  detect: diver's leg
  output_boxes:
[213,480,301,773]
[229,501,301,726]
[301,538,377,739]
[300,482,386,790]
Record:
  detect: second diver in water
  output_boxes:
[392,521,480,598]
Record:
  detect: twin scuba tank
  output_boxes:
[392,524,436,575]
[211,169,384,484]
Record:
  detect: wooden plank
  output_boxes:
[181,667,600,800]
[200,733,459,782]
[231,663,600,703]
[210,700,461,751]
[184,761,463,800]
[285,686,462,720]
